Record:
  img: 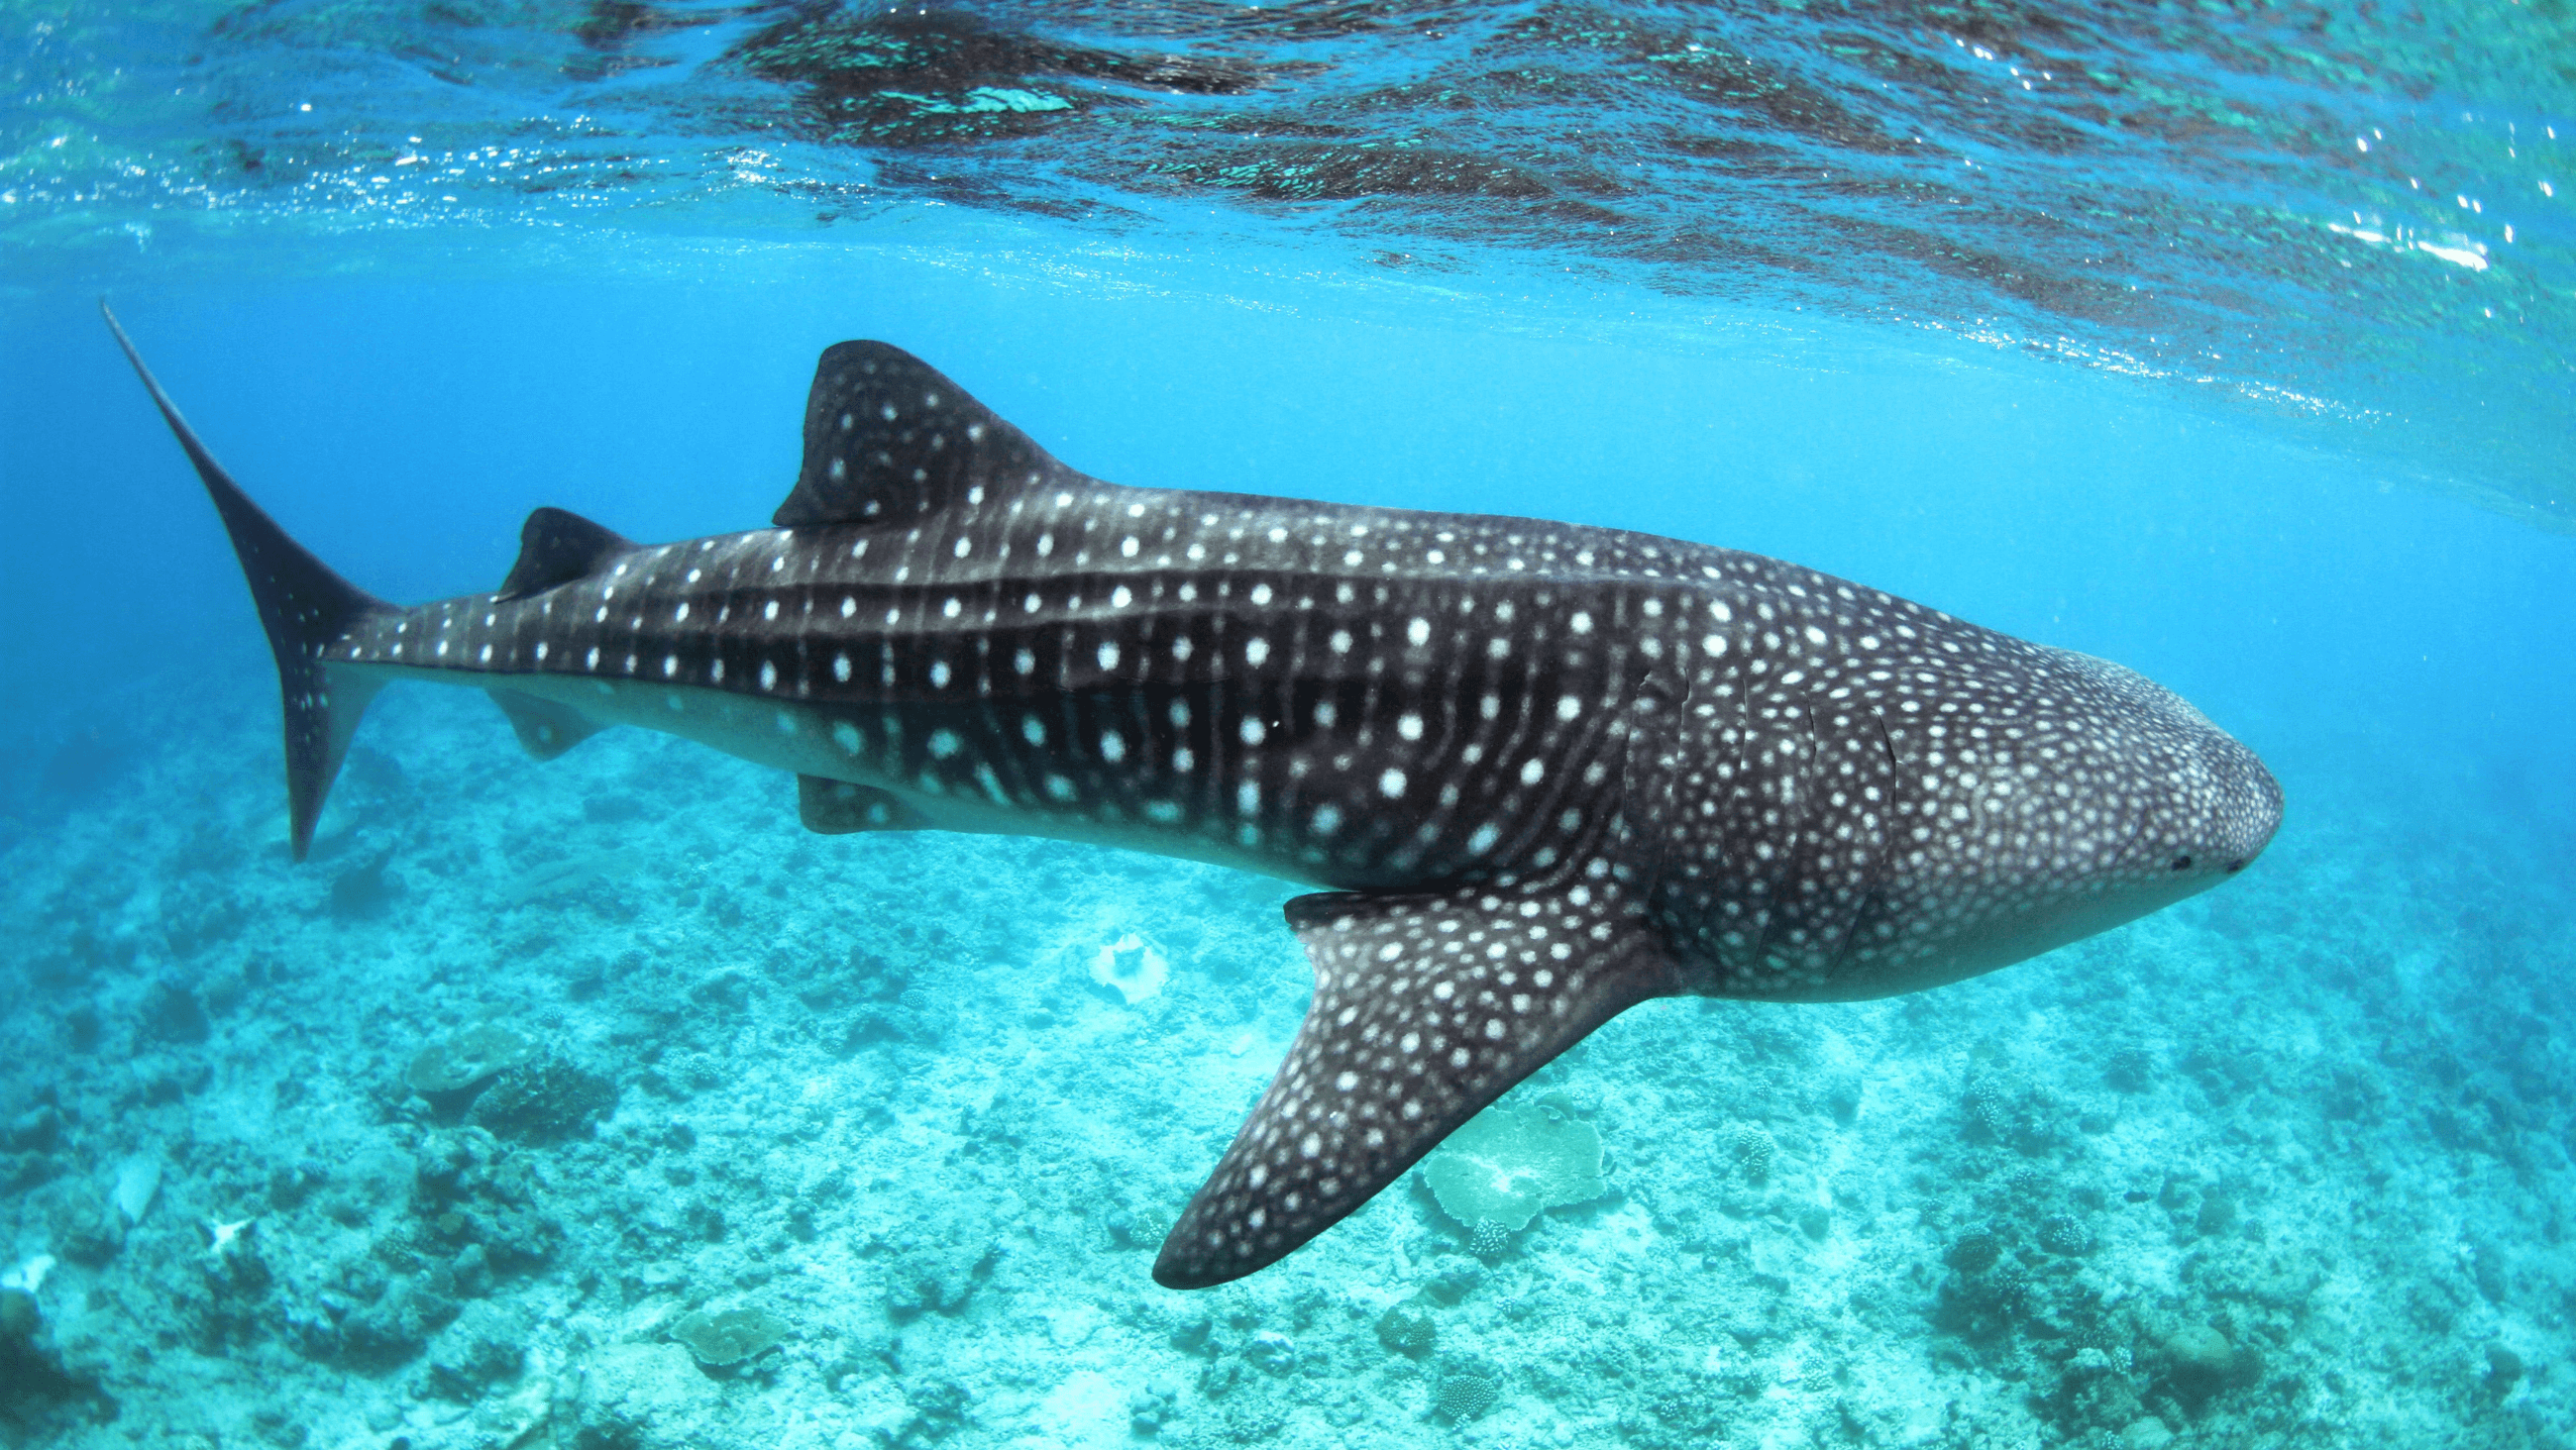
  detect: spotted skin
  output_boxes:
[107,310,2283,1290]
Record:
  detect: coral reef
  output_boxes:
[403,1022,540,1095]
[1419,1100,1606,1235]
[671,1304,791,1367]
[0,683,2566,1449]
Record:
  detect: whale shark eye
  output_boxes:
[2223,859,2246,874]
[2169,854,2194,871]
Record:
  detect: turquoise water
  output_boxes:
[2,3,2572,1447]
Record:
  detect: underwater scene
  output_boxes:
[3,2,2572,1447]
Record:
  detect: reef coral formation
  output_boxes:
[1420,1099,1606,1237]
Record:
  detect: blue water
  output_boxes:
[4,4,2574,1446]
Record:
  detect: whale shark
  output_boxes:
[105,305,2282,1289]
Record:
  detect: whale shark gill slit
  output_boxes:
[104,302,2285,1288]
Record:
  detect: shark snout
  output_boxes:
[2217,737,2283,874]
[2185,729,2282,880]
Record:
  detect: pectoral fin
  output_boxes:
[1152,877,1684,1289]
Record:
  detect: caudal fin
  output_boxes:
[102,303,393,861]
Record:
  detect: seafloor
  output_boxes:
[0,664,2566,1450]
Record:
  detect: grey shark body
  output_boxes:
[107,308,2282,1288]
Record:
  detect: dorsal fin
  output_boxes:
[497,507,633,601]
[773,342,1075,529]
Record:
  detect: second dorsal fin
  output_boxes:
[497,506,634,601]
[773,342,1075,530]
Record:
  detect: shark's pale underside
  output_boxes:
[105,306,2282,1289]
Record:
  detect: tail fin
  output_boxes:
[102,302,393,861]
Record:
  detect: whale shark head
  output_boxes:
[2096,661,2282,880]
[1829,653,2283,996]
